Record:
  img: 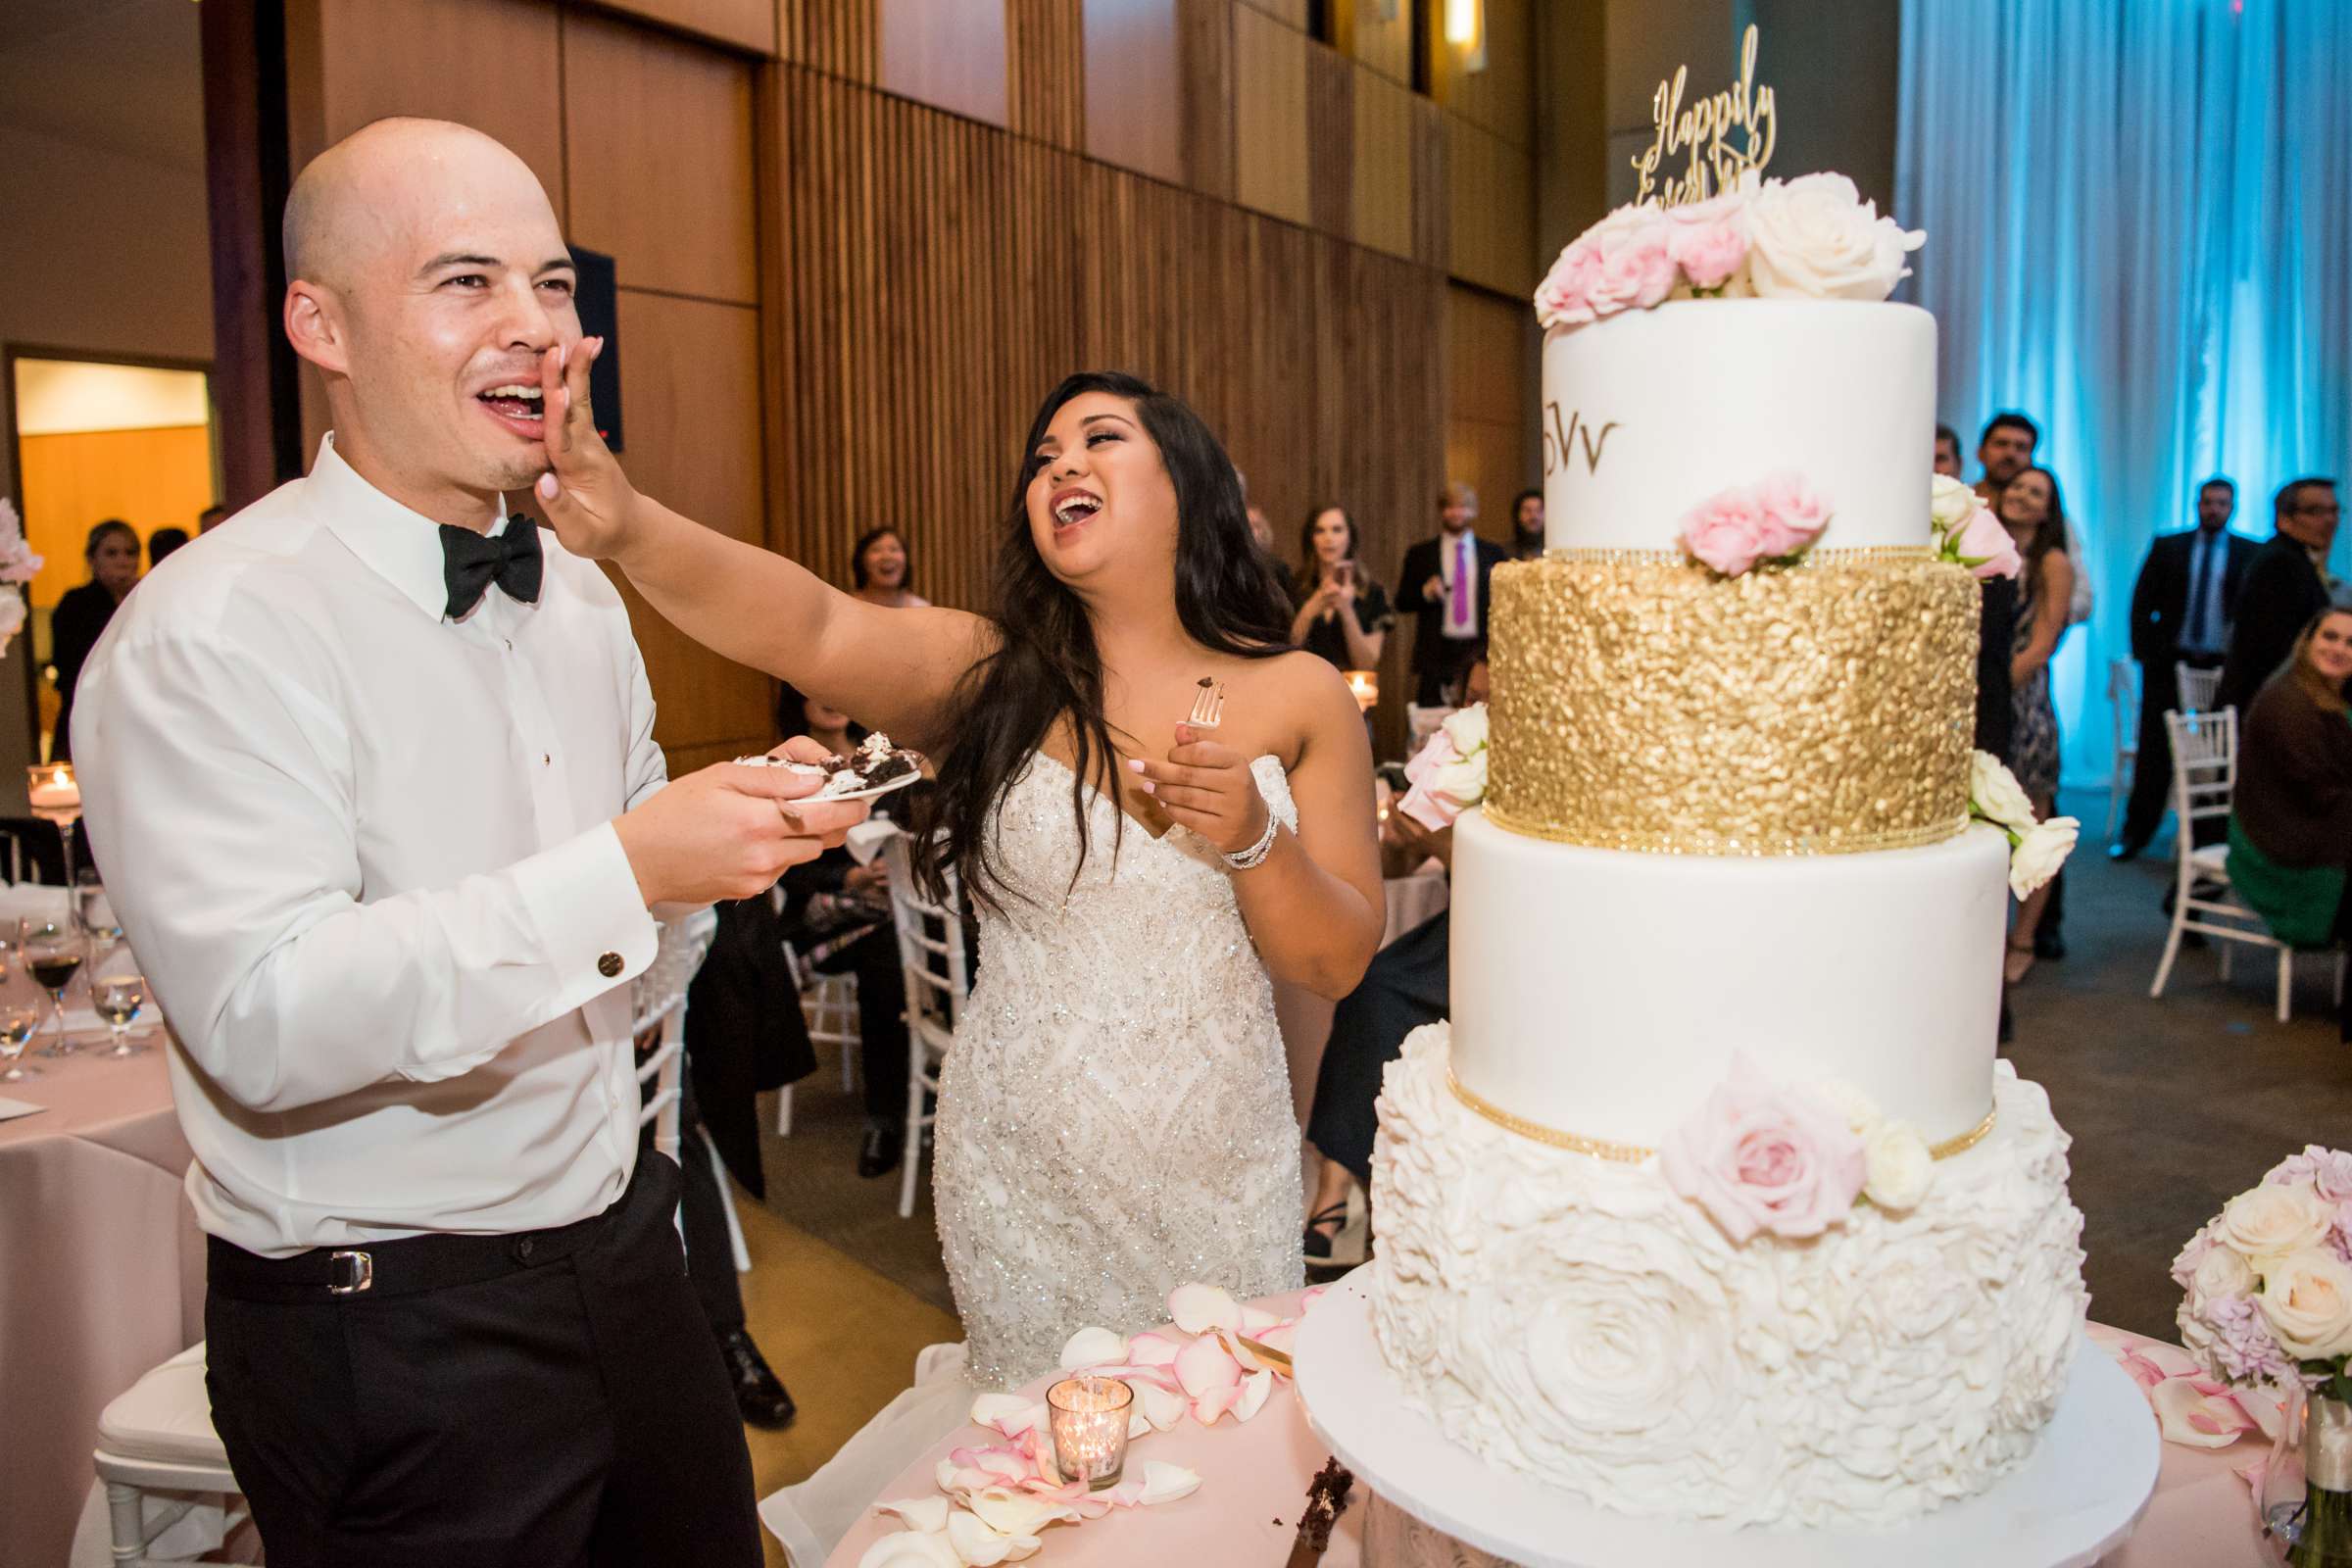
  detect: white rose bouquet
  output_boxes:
[2174,1147,2352,1563]
[1966,751,2079,898]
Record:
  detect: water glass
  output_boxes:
[74,871,122,948]
[93,962,148,1058]
[0,990,39,1082]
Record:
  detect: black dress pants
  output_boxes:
[1306,910,1450,1189]
[203,1154,761,1568]
[818,926,909,1122]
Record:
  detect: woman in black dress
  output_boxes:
[1289,505,1393,670]
[50,518,142,761]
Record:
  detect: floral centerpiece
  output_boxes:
[0,500,43,659]
[1535,172,1924,331]
[2174,1148,2352,1564]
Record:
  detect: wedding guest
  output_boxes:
[1976,412,2093,631]
[1400,481,1504,705]
[48,518,141,761]
[2115,477,2256,859]
[1290,505,1393,670]
[2220,478,2342,713]
[850,526,929,610]
[1509,488,1544,561]
[1934,423,1964,478]
[1303,808,1453,1267]
[148,526,190,567]
[1999,466,2076,984]
[198,504,227,532]
[72,119,863,1565]
[774,680,913,1179]
[2227,608,2352,1043]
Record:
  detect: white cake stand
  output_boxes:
[1294,1272,2161,1568]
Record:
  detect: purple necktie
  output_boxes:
[1450,536,1471,626]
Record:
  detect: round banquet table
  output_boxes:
[0,1032,201,1568]
[822,1293,2269,1568]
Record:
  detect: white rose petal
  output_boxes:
[1863,1120,1935,1211]
[964,1488,1076,1541]
[1429,747,1488,806]
[878,1496,953,1535]
[1135,1379,1188,1431]
[1930,474,1978,535]
[1138,1459,1203,1505]
[2220,1182,2334,1262]
[2256,1249,2352,1359]
[1439,704,1489,755]
[1056,1326,1127,1370]
[1969,751,2037,834]
[946,1507,1028,1567]
[1234,1367,1274,1423]
[1816,1079,1883,1136]
[1168,1283,1243,1335]
[2008,816,2079,899]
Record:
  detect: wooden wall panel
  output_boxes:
[1237,0,1307,26]
[1410,95,1448,270]
[564,15,759,304]
[1445,113,1534,296]
[1084,0,1183,184]
[1431,0,1534,149]
[1007,0,1087,149]
[607,289,772,760]
[1305,43,1353,239]
[290,0,563,195]
[1336,0,1410,84]
[592,0,775,54]
[1176,0,1236,201]
[1232,3,1309,225]
[780,0,879,79]
[1350,65,1413,260]
[1443,280,1534,568]
[878,0,1009,127]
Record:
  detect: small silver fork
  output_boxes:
[1187,677,1226,729]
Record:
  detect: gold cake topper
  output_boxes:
[1631,24,1778,207]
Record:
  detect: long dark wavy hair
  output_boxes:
[916,371,1292,911]
[1999,464,2070,589]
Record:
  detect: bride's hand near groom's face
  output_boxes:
[531,337,639,561]
[1128,723,1269,857]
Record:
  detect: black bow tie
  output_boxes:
[440,514,544,618]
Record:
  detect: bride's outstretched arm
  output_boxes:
[529,340,992,748]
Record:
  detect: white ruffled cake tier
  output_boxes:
[1367,1026,2088,1532]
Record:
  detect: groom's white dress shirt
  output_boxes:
[74,434,665,1256]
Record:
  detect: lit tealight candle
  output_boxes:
[26,762,79,816]
[1344,670,1378,712]
[1047,1375,1134,1491]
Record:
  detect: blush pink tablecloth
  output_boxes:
[825,1292,2269,1568]
[0,1039,201,1568]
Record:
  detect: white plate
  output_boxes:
[1293,1270,2160,1568]
[729,755,925,804]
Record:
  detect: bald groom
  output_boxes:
[73,120,853,1565]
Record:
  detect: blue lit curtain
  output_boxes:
[1897,0,2352,789]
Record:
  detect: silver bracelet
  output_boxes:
[1222,811,1281,871]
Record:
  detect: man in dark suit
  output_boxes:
[2219,477,2342,714]
[2114,477,2259,858]
[1401,481,1508,705]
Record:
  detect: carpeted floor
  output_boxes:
[732,784,2352,1560]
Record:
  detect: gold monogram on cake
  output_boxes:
[1632,24,1778,207]
[1542,402,1621,480]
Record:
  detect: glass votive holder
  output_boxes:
[1047,1375,1133,1491]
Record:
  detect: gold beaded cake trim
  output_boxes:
[1446,1062,1999,1163]
[1544,544,1934,567]
[1485,555,1980,858]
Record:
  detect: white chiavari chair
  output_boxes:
[774,941,859,1138]
[2176,661,2223,716]
[880,832,969,1219]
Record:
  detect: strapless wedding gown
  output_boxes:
[936,751,1306,1389]
[760,754,1306,1560]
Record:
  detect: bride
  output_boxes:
[532,351,1384,1388]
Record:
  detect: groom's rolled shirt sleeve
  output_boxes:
[74,626,658,1115]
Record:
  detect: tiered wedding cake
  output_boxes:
[1358,171,2089,1542]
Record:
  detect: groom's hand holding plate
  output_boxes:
[614,736,868,906]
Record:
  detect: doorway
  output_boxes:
[4,349,219,760]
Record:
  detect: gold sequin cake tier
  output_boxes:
[1486,553,1981,857]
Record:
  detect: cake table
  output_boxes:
[820,1288,2266,1568]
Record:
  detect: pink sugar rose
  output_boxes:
[1680,485,1776,577]
[1750,470,1833,559]
[1534,237,1607,329]
[1665,190,1752,291]
[1954,503,2022,579]
[1535,203,1675,329]
[1658,1055,1868,1244]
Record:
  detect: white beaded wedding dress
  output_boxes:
[761,751,1305,1562]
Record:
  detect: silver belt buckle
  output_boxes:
[327,1250,374,1296]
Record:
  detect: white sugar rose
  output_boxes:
[2256,1249,2352,1359]
[1970,751,2036,834]
[2008,816,2079,899]
[1863,1119,1934,1210]
[1930,474,1978,535]
[1744,172,1924,302]
[2221,1181,2334,1264]
[2189,1243,2257,1305]
[1439,703,1489,755]
[1428,746,1488,808]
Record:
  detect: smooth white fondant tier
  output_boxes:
[1369,1030,2088,1530]
[1542,301,1935,553]
[1449,809,2007,1147]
